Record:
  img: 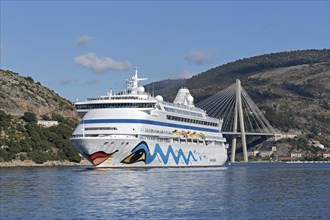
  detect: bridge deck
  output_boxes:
[222,132,278,136]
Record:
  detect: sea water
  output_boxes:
[1,163,329,219]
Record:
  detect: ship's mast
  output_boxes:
[128,67,147,94]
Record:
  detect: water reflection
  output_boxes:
[1,164,329,219]
[71,167,230,219]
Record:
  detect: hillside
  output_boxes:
[150,49,329,102]
[147,49,330,150]
[0,70,80,164]
[0,70,76,118]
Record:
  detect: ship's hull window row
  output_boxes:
[167,115,218,127]
[164,106,203,117]
[84,127,118,131]
[76,103,155,109]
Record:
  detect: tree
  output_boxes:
[28,151,48,164]
[25,76,34,83]
[0,110,11,129]
[0,148,8,162]
[23,112,37,123]
[41,114,50,121]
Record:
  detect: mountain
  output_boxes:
[146,49,330,150]
[149,49,329,101]
[0,70,76,118]
[0,70,80,164]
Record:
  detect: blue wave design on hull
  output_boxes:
[134,142,197,165]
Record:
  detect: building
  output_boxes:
[37,120,59,127]
[309,140,325,149]
[254,141,276,157]
[277,156,292,161]
[291,150,302,159]
[275,130,300,141]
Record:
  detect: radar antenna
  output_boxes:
[128,67,147,94]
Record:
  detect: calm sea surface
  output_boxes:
[1,163,329,220]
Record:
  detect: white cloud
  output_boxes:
[184,50,213,65]
[59,77,76,86]
[74,52,131,73]
[81,80,100,85]
[178,69,195,79]
[166,69,195,79]
[76,35,93,45]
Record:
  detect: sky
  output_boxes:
[1,1,329,101]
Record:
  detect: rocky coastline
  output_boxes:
[0,159,91,168]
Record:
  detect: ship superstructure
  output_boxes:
[70,68,228,167]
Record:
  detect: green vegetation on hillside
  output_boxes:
[0,70,81,164]
[276,136,329,161]
[0,111,80,164]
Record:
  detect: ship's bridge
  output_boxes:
[75,68,154,117]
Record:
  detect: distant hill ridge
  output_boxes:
[149,49,329,102]
[0,70,77,118]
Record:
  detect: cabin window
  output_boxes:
[166,115,219,127]
[76,103,155,109]
[85,127,118,131]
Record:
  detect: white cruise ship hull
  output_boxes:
[71,137,228,168]
[70,69,228,168]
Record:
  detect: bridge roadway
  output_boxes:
[222,132,279,136]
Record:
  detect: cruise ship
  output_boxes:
[70,68,228,167]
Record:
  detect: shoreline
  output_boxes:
[228,160,330,164]
[0,159,91,168]
[1,159,329,168]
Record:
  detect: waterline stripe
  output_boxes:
[80,119,220,133]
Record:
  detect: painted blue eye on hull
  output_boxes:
[128,141,197,165]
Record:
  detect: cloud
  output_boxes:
[76,35,93,45]
[74,52,131,73]
[166,69,195,79]
[59,77,77,86]
[81,80,100,85]
[179,69,195,79]
[184,50,213,65]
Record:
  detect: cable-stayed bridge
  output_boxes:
[196,79,280,162]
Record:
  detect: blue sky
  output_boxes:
[1,1,329,101]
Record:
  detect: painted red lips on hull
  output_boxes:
[88,150,118,166]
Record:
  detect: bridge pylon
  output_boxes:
[231,79,248,162]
